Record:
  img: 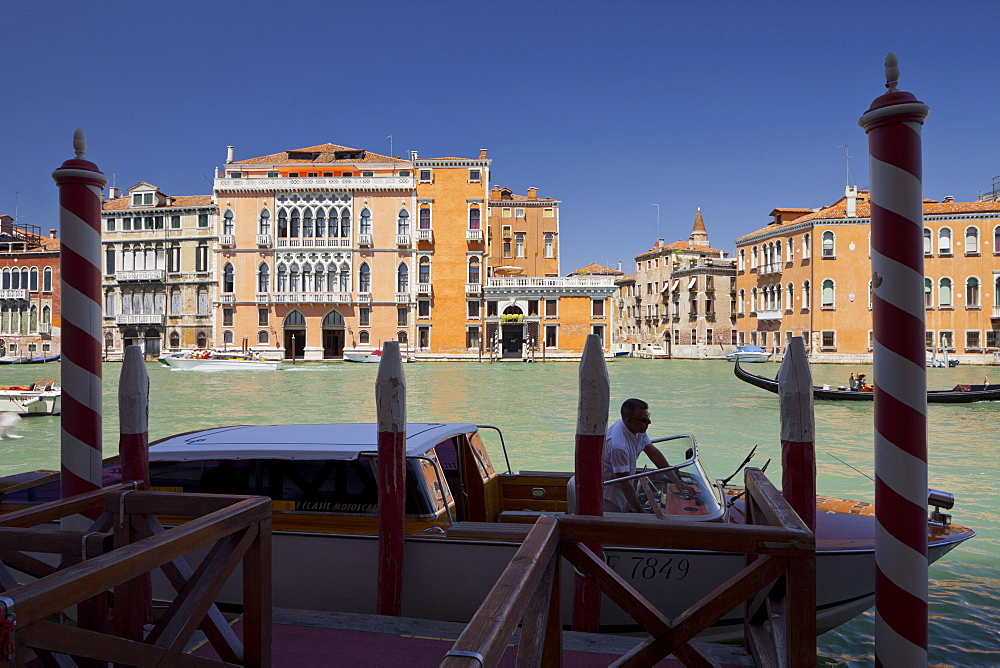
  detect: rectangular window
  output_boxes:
[592,299,604,317]
[171,291,180,314]
[939,331,954,350]
[527,300,538,316]
[198,214,208,228]
[223,308,234,327]
[230,172,242,178]
[132,194,142,206]
[419,170,432,182]
[105,248,116,275]
[267,172,279,178]
[397,307,408,327]
[307,172,318,177]
[515,233,525,258]
[170,215,181,228]
[258,308,269,326]
[144,217,154,230]
[418,326,430,349]
[467,300,480,318]
[468,170,481,182]
[544,234,554,258]
[738,331,746,346]
[398,171,410,177]
[359,307,370,327]
[486,301,498,317]
[592,325,604,345]
[545,325,557,348]
[467,326,480,349]
[197,292,208,315]
[143,193,153,204]
[105,292,115,315]
[289,173,299,177]
[965,330,980,351]
[502,208,512,218]
[106,218,115,232]
[515,208,525,218]
[323,172,333,177]
[821,330,836,350]
[195,245,208,272]
[543,208,554,218]
[122,217,132,231]
[503,241,511,258]
[925,330,934,349]
[545,299,557,317]
[987,329,1000,349]
[362,171,373,177]
[418,300,430,318]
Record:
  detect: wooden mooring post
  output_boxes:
[777,336,816,532]
[376,341,406,616]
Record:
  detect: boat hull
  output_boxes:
[0,391,61,415]
[156,515,968,644]
[160,357,282,371]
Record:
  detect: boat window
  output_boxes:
[148,458,441,517]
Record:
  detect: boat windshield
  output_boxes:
[610,434,724,521]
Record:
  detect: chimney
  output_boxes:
[479,148,487,159]
[527,187,538,200]
[107,186,119,200]
[845,185,858,218]
[49,229,57,239]
[942,195,954,203]
[410,150,418,161]
[226,146,235,164]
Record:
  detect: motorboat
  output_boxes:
[0,423,973,642]
[635,344,669,359]
[0,354,60,365]
[344,349,410,363]
[158,350,282,371]
[726,345,771,363]
[0,379,61,416]
[734,361,1000,403]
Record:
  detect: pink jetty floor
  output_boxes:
[188,609,753,667]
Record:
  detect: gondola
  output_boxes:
[0,354,60,365]
[734,360,1000,403]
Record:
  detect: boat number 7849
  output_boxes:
[605,554,691,581]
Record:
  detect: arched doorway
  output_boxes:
[143,328,161,358]
[663,331,672,358]
[283,310,306,360]
[123,327,141,349]
[501,305,525,359]
[322,310,346,359]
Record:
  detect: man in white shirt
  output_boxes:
[602,398,683,513]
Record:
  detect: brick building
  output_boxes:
[0,216,60,361]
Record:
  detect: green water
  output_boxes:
[0,359,996,665]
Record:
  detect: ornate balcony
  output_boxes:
[395,293,410,304]
[219,235,235,248]
[256,234,271,247]
[215,175,415,192]
[255,293,270,304]
[0,288,29,300]
[38,322,51,335]
[357,234,373,247]
[357,292,372,303]
[992,306,1000,319]
[220,294,235,303]
[416,283,432,296]
[416,229,433,243]
[115,270,164,282]
[466,229,483,242]
[465,282,482,296]
[756,309,782,321]
[396,234,411,248]
[115,314,165,326]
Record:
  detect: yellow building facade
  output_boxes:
[735,188,1000,363]
[212,143,614,361]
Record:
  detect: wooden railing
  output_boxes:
[0,483,271,667]
[442,467,815,667]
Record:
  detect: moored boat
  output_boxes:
[0,354,60,365]
[734,360,1000,403]
[0,379,61,416]
[0,422,973,642]
[158,350,282,371]
[344,349,410,363]
[725,345,771,363]
[635,344,669,359]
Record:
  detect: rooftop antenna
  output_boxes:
[651,203,661,240]
[837,145,854,187]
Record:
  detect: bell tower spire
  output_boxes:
[688,208,709,247]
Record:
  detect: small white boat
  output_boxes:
[635,344,669,359]
[0,380,61,416]
[726,345,771,363]
[0,423,968,643]
[158,351,282,371]
[344,349,410,363]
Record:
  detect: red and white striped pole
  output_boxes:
[776,336,815,532]
[375,340,406,616]
[52,129,107,520]
[572,334,609,632]
[859,54,930,666]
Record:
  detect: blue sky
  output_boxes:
[3,1,998,273]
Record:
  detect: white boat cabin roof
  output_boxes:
[149,423,479,462]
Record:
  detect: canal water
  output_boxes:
[0,358,996,665]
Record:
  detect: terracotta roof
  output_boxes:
[738,196,1000,242]
[637,240,727,257]
[233,143,407,165]
[487,193,557,203]
[571,262,623,276]
[103,195,214,211]
[0,221,59,251]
